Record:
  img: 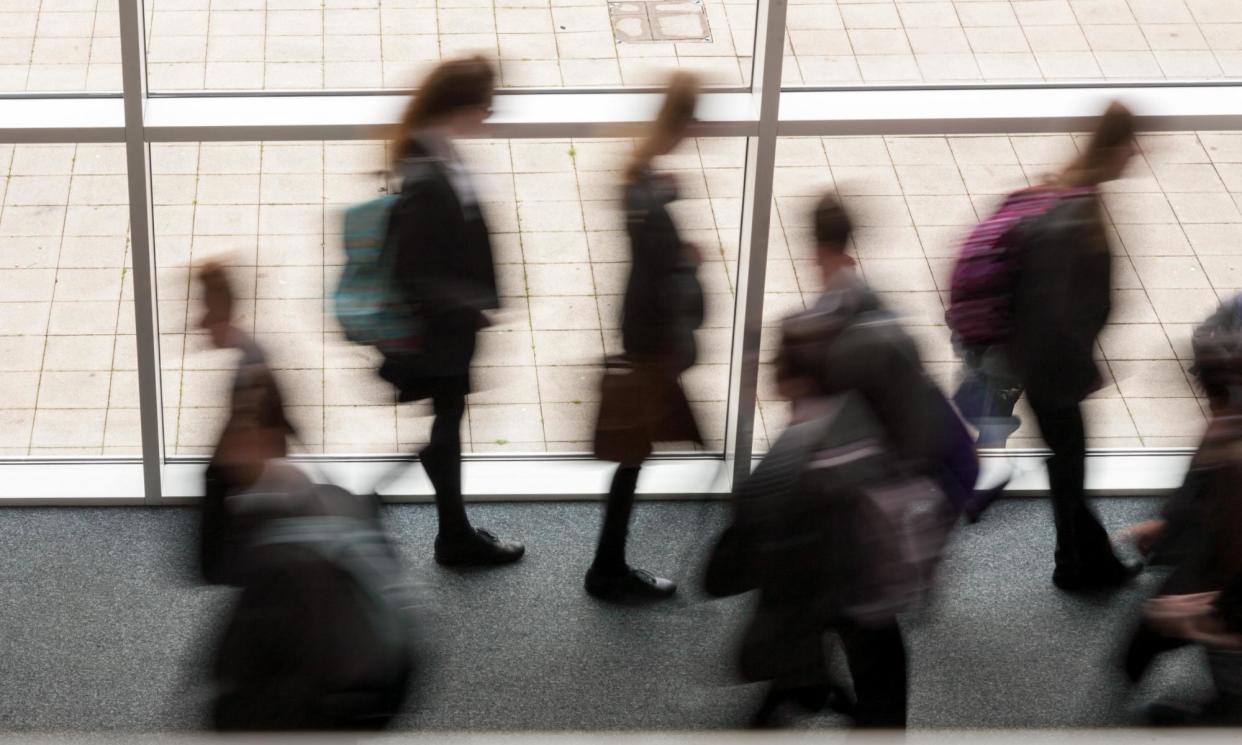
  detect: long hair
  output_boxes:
[1058,100,1136,188]
[392,56,496,165]
[625,72,701,184]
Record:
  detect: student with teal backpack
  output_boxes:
[335,56,524,567]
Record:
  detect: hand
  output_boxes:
[1119,519,1166,556]
[682,241,703,264]
[1145,592,1217,637]
[1145,592,1242,649]
[475,311,493,330]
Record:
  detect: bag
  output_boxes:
[201,461,384,587]
[334,193,421,351]
[746,394,955,624]
[939,397,980,512]
[213,515,418,731]
[946,187,1069,347]
[703,413,824,598]
[593,356,701,465]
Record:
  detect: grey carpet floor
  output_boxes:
[0,498,1213,732]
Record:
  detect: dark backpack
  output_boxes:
[947,187,1086,347]
[745,393,955,623]
[213,515,419,731]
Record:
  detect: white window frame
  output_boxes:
[0,0,1236,503]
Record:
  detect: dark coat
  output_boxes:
[384,138,498,401]
[1010,194,1111,406]
[780,274,944,480]
[620,169,704,369]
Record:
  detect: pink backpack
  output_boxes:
[946,187,1086,347]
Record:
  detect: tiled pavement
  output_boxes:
[2,0,1240,92]
[0,131,1240,456]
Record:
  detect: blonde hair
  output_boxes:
[625,71,701,183]
[392,56,496,166]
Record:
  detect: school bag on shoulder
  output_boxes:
[333,167,429,353]
[946,186,1080,347]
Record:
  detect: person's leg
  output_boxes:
[425,388,524,566]
[1125,620,1190,683]
[584,464,675,600]
[838,622,908,729]
[422,389,470,539]
[591,464,641,575]
[1028,396,1126,585]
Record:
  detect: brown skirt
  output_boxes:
[593,356,702,465]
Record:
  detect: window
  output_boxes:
[0,143,137,455]
[2,0,1238,499]
[783,0,1242,87]
[0,0,121,93]
[143,0,759,91]
[152,138,745,456]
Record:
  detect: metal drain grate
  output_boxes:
[608,0,712,44]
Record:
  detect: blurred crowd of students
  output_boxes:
[188,57,1242,732]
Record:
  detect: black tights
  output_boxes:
[592,465,641,574]
[1028,395,1125,577]
[421,390,471,539]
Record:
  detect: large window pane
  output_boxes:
[152,137,744,456]
[143,0,757,91]
[0,143,138,456]
[0,0,121,93]
[756,132,1242,452]
[783,1,1242,87]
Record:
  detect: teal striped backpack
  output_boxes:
[333,193,421,352]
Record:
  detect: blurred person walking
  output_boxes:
[379,56,524,567]
[196,262,419,731]
[198,260,296,585]
[1007,102,1139,591]
[1119,295,1242,725]
[707,195,960,729]
[586,72,706,602]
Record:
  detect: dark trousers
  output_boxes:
[420,390,471,538]
[1124,621,1190,683]
[839,622,908,728]
[758,621,908,729]
[1028,395,1125,577]
[592,465,641,573]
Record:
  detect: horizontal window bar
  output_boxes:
[0,450,1192,503]
[142,92,761,142]
[3,86,1242,145]
[0,98,125,143]
[778,85,1242,136]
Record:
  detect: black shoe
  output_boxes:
[1053,562,1142,592]
[750,683,855,729]
[434,528,525,566]
[963,479,1009,523]
[1146,699,1209,727]
[584,565,676,602]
